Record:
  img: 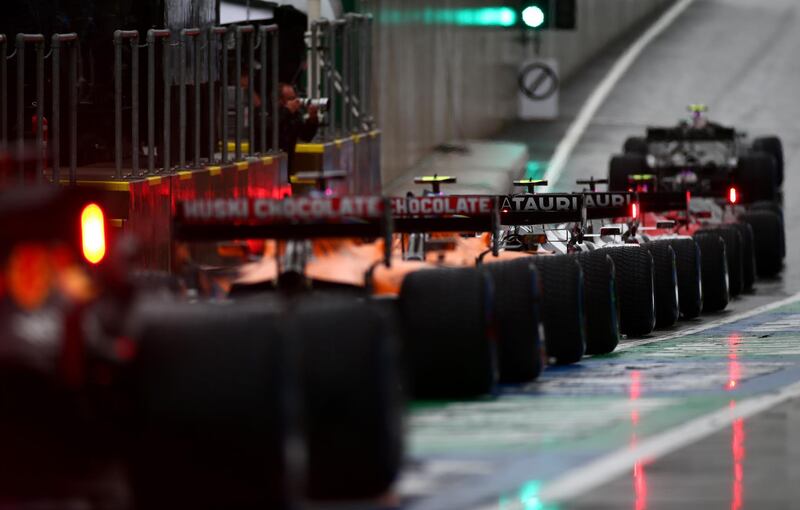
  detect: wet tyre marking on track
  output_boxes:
[403,295,800,510]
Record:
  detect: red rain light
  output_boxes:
[81,203,106,264]
[728,187,738,204]
[631,202,639,219]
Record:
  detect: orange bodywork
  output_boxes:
[231,232,555,296]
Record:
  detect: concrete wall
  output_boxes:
[370,0,675,184]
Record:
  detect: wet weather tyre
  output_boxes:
[663,238,703,319]
[644,241,680,327]
[736,152,777,203]
[609,154,649,191]
[573,251,620,355]
[483,259,545,383]
[730,222,757,292]
[399,267,495,399]
[693,232,730,312]
[531,256,586,365]
[739,210,784,278]
[751,201,785,259]
[623,137,648,156]
[752,136,784,186]
[600,246,656,337]
[697,226,744,297]
[130,301,294,509]
[290,298,403,501]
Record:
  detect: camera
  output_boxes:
[300,97,329,112]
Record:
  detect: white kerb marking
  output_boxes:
[543,0,696,192]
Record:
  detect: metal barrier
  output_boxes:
[16,34,46,181]
[114,30,140,178]
[0,24,282,185]
[309,14,374,140]
[50,33,79,185]
[109,24,281,176]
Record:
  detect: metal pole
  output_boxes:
[270,27,279,154]
[113,31,139,179]
[147,30,155,175]
[310,21,319,105]
[147,29,170,174]
[34,39,44,182]
[50,34,78,185]
[234,28,242,161]
[130,35,139,176]
[221,31,229,163]
[114,32,122,178]
[179,31,187,168]
[193,30,201,167]
[365,14,373,128]
[247,28,255,156]
[326,22,337,140]
[209,27,226,163]
[0,35,6,155]
[162,35,171,172]
[69,41,77,185]
[341,20,350,134]
[51,35,61,184]
[258,26,267,154]
[15,35,24,181]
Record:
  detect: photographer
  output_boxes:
[278,83,319,173]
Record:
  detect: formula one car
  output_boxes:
[609,107,784,292]
[0,185,143,505]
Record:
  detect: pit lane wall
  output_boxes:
[370,0,675,185]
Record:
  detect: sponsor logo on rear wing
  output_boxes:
[391,195,498,233]
[499,193,584,225]
[646,126,736,142]
[583,192,637,220]
[174,196,390,241]
[638,191,689,213]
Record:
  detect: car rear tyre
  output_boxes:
[531,256,586,365]
[739,210,784,278]
[693,232,730,312]
[399,267,496,399]
[623,137,648,156]
[730,222,757,292]
[644,241,680,327]
[662,238,703,319]
[600,246,656,337]
[750,201,785,259]
[752,136,784,186]
[736,152,778,203]
[573,251,620,355]
[483,259,545,384]
[130,301,295,509]
[609,154,649,191]
[290,298,403,501]
[696,226,744,297]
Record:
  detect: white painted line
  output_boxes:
[615,291,800,352]
[543,0,696,192]
[539,379,800,503]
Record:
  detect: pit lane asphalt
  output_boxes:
[401,1,800,508]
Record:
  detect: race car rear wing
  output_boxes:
[174,196,392,242]
[391,195,499,234]
[583,192,637,220]
[499,193,585,226]
[638,191,689,213]
[646,126,736,142]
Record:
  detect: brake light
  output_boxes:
[728,187,738,204]
[631,202,639,219]
[81,203,106,264]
